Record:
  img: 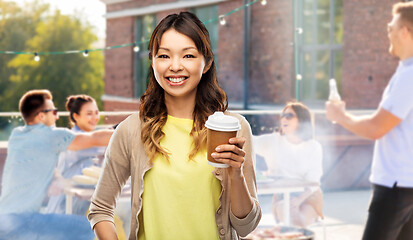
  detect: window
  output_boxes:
[134,15,156,98]
[191,5,219,67]
[295,0,343,105]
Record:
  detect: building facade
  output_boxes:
[100,0,400,111]
[100,0,403,190]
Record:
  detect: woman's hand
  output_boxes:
[211,136,246,178]
[212,136,254,218]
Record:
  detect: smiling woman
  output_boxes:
[253,101,324,228]
[46,94,106,215]
[88,11,261,240]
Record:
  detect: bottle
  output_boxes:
[328,78,341,102]
[328,78,341,124]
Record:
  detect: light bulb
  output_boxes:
[219,15,226,26]
[296,74,302,80]
[83,49,89,57]
[34,52,40,61]
[261,0,267,5]
[133,44,140,52]
[296,28,303,34]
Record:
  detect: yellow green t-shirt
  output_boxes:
[138,115,222,240]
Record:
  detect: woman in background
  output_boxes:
[254,101,323,227]
[46,94,105,215]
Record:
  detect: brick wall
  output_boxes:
[217,0,246,103]
[107,0,176,12]
[104,0,400,109]
[249,0,294,105]
[105,17,135,98]
[342,0,399,108]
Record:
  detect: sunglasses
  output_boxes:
[280,112,296,120]
[41,108,58,116]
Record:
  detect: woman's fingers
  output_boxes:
[229,136,245,149]
[214,144,246,157]
[211,137,246,169]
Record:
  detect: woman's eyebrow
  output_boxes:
[158,46,197,51]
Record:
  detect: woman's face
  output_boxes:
[73,101,99,132]
[280,107,299,136]
[152,29,210,101]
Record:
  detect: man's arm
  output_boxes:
[325,101,401,140]
[67,129,114,150]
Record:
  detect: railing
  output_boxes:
[0,109,376,190]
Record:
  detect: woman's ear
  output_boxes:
[72,113,80,123]
[203,59,212,74]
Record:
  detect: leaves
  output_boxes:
[0,0,104,116]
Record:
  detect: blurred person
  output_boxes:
[46,94,106,215]
[45,94,127,240]
[0,89,113,239]
[254,102,323,227]
[88,12,261,240]
[325,2,413,240]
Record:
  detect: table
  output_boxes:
[64,184,131,214]
[257,177,319,225]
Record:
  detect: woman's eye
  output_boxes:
[184,54,195,58]
[157,54,169,58]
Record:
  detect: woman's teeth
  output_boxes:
[168,77,186,83]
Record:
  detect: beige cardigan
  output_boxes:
[88,112,261,240]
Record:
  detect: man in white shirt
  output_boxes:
[326,2,413,239]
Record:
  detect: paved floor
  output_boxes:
[257,189,372,240]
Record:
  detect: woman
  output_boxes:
[88,12,261,240]
[46,94,106,214]
[253,102,323,227]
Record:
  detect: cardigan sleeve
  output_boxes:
[229,115,262,237]
[88,115,133,229]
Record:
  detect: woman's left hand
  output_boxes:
[211,137,246,176]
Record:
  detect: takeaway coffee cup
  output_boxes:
[205,112,241,168]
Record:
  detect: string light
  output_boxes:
[133,43,140,52]
[296,74,302,80]
[1,0,264,57]
[296,27,303,34]
[219,15,226,26]
[34,52,40,61]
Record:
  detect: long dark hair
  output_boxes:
[139,12,228,162]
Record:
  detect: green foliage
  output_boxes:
[0,0,49,110]
[0,0,104,116]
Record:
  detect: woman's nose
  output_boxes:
[169,58,183,72]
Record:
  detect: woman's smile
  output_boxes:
[165,76,189,85]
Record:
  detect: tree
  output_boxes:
[0,0,50,111]
[5,9,104,113]
[0,0,104,128]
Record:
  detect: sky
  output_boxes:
[13,0,106,42]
